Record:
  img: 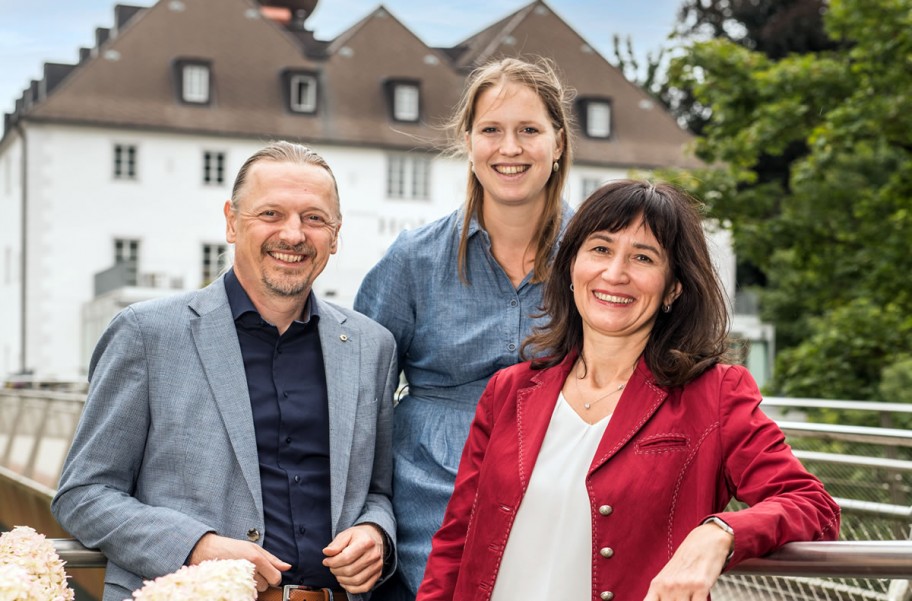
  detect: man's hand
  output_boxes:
[643,523,732,601]
[322,524,386,593]
[189,533,291,592]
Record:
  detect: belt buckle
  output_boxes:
[282,585,335,601]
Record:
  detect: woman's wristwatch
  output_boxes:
[702,516,735,561]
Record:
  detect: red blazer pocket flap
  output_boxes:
[635,433,690,454]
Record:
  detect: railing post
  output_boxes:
[23,397,52,480]
[880,409,907,540]
[1,394,27,468]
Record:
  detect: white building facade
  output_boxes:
[2,0,770,382]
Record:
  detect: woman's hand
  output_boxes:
[642,522,733,601]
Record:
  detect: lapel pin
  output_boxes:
[340,334,349,342]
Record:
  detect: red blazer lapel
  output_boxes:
[590,356,669,473]
[514,354,577,489]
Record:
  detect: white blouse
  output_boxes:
[490,392,611,601]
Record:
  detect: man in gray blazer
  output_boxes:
[52,141,397,601]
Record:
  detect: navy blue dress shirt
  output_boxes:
[225,269,338,588]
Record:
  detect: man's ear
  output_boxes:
[224,200,237,244]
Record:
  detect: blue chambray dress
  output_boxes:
[354,205,572,596]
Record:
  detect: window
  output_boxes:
[289,73,317,113]
[581,177,604,202]
[203,151,225,185]
[114,238,139,285]
[386,154,430,200]
[202,243,227,284]
[175,59,211,104]
[578,98,612,139]
[114,144,137,180]
[385,80,420,123]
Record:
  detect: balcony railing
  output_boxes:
[4,388,912,600]
[51,538,912,577]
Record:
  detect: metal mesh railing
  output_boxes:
[713,398,912,601]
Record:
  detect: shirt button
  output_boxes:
[294,475,301,483]
[510,299,517,307]
[246,528,260,542]
[283,391,289,398]
[599,505,613,516]
[285,437,292,444]
[600,592,614,601]
[508,343,516,351]
[599,547,614,558]
[299,526,306,534]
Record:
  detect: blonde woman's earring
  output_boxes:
[553,161,559,172]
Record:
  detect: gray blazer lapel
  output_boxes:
[189,279,263,515]
[316,297,359,534]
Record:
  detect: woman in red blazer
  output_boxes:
[417,180,840,601]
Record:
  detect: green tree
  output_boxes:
[665,0,912,401]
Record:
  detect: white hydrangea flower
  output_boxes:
[130,559,256,601]
[0,562,44,601]
[0,526,74,601]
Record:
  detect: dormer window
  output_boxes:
[579,98,612,139]
[175,59,211,104]
[386,80,420,123]
[283,70,318,114]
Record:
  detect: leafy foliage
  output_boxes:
[664,0,912,402]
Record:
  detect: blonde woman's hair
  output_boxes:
[449,57,574,283]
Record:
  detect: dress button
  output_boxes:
[599,505,613,516]
[600,592,614,601]
[599,547,614,558]
[246,528,260,542]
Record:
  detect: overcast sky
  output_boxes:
[0,0,683,115]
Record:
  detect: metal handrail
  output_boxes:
[50,539,912,578]
[730,540,912,578]
[763,397,912,415]
[778,421,912,448]
[794,450,912,472]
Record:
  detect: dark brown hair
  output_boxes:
[449,57,574,283]
[522,179,731,388]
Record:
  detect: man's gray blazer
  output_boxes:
[51,276,397,601]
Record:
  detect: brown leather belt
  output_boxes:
[258,585,346,601]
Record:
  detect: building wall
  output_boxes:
[7,121,731,380]
[9,124,476,378]
[0,135,23,376]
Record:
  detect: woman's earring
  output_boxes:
[662,304,672,313]
[470,161,475,173]
[553,161,559,173]
[570,284,575,291]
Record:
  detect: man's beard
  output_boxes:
[261,243,315,298]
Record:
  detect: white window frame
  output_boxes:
[581,177,603,202]
[202,243,227,284]
[387,154,430,200]
[113,144,137,180]
[585,100,612,139]
[203,150,225,185]
[290,74,317,113]
[182,64,210,103]
[393,83,420,122]
[114,238,140,285]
